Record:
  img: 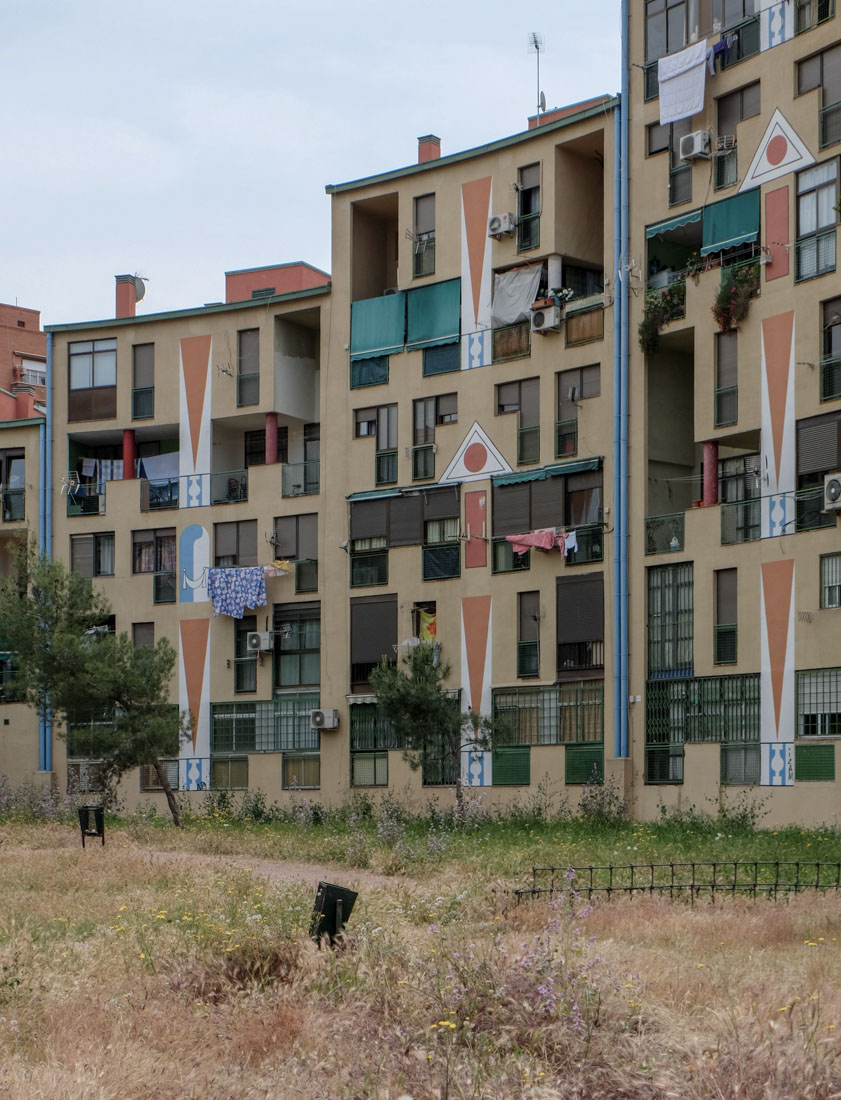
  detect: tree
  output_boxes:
[369,642,493,811]
[0,539,189,825]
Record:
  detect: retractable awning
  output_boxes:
[646,209,702,239]
[700,190,760,256]
[492,456,602,487]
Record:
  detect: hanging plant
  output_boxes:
[638,282,686,356]
[712,262,760,332]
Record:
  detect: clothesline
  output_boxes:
[506,528,579,558]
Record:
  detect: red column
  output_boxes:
[122,429,136,479]
[265,412,279,464]
[703,440,719,506]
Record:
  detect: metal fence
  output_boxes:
[515,860,841,904]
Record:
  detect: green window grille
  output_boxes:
[211,696,321,753]
[820,101,841,149]
[643,61,659,101]
[645,744,685,784]
[350,704,402,750]
[517,426,540,465]
[422,543,460,581]
[644,512,685,555]
[646,674,759,746]
[350,550,388,587]
[720,498,760,544]
[517,640,539,678]
[423,342,460,376]
[669,164,692,206]
[413,237,435,278]
[720,743,760,785]
[714,624,738,665]
[720,14,760,66]
[492,321,530,363]
[564,524,605,565]
[493,682,603,747]
[210,704,257,753]
[131,387,154,419]
[714,149,738,190]
[492,538,530,573]
[795,742,836,781]
[351,752,389,786]
[295,559,318,593]
[647,562,694,677]
[820,355,841,401]
[517,212,540,251]
[797,668,841,736]
[412,444,435,480]
[796,0,834,31]
[796,485,836,532]
[555,419,578,458]
[350,356,389,388]
[375,449,398,486]
[565,743,604,785]
[211,756,249,790]
[422,730,458,786]
[795,229,837,281]
[1,488,24,522]
[492,746,531,786]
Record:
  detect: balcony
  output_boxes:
[720,14,760,66]
[375,450,398,486]
[517,640,539,678]
[796,0,834,31]
[210,469,248,504]
[492,321,530,363]
[282,460,320,498]
[715,385,739,427]
[350,551,388,587]
[644,512,685,555]
[795,485,835,532]
[555,419,578,458]
[557,640,604,677]
[821,355,841,402]
[1,488,24,522]
[517,426,540,465]
[422,543,460,581]
[67,485,105,517]
[153,570,176,604]
[795,229,836,281]
[131,387,154,419]
[721,498,760,544]
[566,523,605,564]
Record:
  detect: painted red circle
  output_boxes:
[766,135,788,166]
[464,442,487,473]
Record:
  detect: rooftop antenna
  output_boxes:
[528,32,545,117]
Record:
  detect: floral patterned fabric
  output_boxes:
[207,566,267,618]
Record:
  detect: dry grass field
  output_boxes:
[1,805,841,1099]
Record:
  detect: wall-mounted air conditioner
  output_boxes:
[531,305,563,334]
[824,472,841,511]
[487,212,516,238]
[310,708,340,730]
[246,631,274,652]
[679,130,711,161]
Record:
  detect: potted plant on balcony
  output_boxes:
[712,262,760,332]
[638,282,686,356]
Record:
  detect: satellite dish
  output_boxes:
[133,275,148,303]
[539,91,546,113]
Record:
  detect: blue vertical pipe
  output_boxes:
[612,106,623,759]
[44,333,53,773]
[619,0,631,758]
[38,419,46,770]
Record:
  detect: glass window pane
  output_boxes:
[800,191,818,235]
[93,351,117,387]
[70,355,92,389]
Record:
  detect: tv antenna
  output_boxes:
[528,32,545,117]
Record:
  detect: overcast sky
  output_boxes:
[1,1,620,327]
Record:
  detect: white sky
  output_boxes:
[1,0,620,327]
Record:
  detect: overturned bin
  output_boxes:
[78,805,105,848]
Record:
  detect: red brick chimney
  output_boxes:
[115,274,139,318]
[418,135,441,163]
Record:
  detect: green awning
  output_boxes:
[346,488,402,502]
[350,292,406,360]
[493,457,602,487]
[700,190,760,256]
[406,278,461,350]
[646,209,702,239]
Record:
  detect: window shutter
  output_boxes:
[493,482,531,536]
[71,534,94,578]
[716,331,738,388]
[716,568,738,623]
[581,364,600,398]
[350,596,397,664]
[437,392,457,420]
[298,514,318,560]
[556,572,604,643]
[237,521,258,567]
[519,378,540,427]
[388,495,423,546]
[132,344,154,389]
[798,415,841,475]
[424,486,460,521]
[717,90,740,137]
[531,475,565,530]
[519,591,540,641]
[273,516,298,559]
[497,381,520,412]
[238,329,259,374]
[350,499,388,540]
[215,522,237,562]
[414,194,435,235]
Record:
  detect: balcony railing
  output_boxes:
[491,538,531,573]
[517,640,540,678]
[282,460,320,498]
[422,543,460,581]
[350,551,388,587]
[721,498,760,544]
[821,355,841,401]
[566,523,605,564]
[67,485,105,517]
[715,385,739,426]
[555,418,578,458]
[557,640,605,677]
[720,14,760,66]
[714,148,738,190]
[820,99,841,149]
[795,229,836,281]
[796,485,836,532]
[375,450,398,486]
[644,512,685,555]
[412,444,435,480]
[153,570,176,604]
[131,386,154,419]
[140,478,179,511]
[236,371,259,407]
[1,488,24,522]
[492,321,530,363]
[517,425,540,465]
[210,469,248,504]
[714,623,738,665]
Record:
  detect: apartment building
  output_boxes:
[631,0,841,822]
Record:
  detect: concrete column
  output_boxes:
[703,440,719,506]
[265,412,279,465]
[122,429,136,479]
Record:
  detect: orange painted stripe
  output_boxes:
[764,187,789,281]
[761,559,794,738]
[462,594,491,714]
[181,335,211,471]
[464,491,487,568]
[762,312,794,484]
[462,177,492,326]
[180,618,210,751]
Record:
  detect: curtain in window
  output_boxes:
[97,536,114,576]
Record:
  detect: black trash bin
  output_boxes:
[78,805,105,848]
[310,881,357,946]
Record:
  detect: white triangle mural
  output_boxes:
[438,421,512,484]
[739,108,815,192]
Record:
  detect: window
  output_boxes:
[517,164,540,251]
[0,449,25,522]
[349,702,401,786]
[796,413,841,533]
[234,615,257,693]
[214,519,257,567]
[796,0,835,33]
[556,366,599,457]
[715,569,738,664]
[822,553,841,608]
[131,343,154,420]
[350,595,397,691]
[648,562,693,676]
[717,82,760,134]
[354,407,377,437]
[68,339,117,421]
[796,160,838,280]
[282,753,320,789]
[492,539,531,573]
[132,528,176,602]
[70,533,115,577]
[211,757,249,790]
[237,329,259,406]
[244,429,266,468]
[374,404,398,485]
[645,0,686,62]
[715,331,738,426]
[412,394,457,480]
[557,573,604,678]
[423,342,460,377]
[274,604,320,689]
[647,121,670,156]
[797,668,841,735]
[518,591,540,678]
[413,194,435,277]
[668,120,693,206]
[351,752,389,786]
[496,378,539,464]
[492,470,603,538]
[132,622,155,648]
[799,46,841,148]
[273,514,317,560]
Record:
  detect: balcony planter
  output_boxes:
[712,262,760,332]
[638,281,686,356]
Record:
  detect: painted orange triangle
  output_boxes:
[762,313,794,483]
[180,618,210,751]
[761,559,794,737]
[462,177,492,326]
[181,335,212,471]
[462,595,491,716]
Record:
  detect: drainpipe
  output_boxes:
[613,106,623,760]
[619,0,631,759]
[38,418,46,771]
[44,333,53,773]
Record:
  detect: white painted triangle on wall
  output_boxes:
[438,421,512,484]
[738,108,815,192]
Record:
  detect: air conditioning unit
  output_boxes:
[246,631,274,652]
[310,708,340,730]
[531,305,563,334]
[487,212,516,238]
[824,472,841,511]
[679,130,711,161]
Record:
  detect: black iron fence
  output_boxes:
[515,860,841,904]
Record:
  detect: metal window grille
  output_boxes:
[565,744,604,785]
[517,212,540,251]
[720,743,760,785]
[493,682,603,746]
[350,550,389,587]
[517,640,540,678]
[282,460,320,497]
[822,555,841,609]
[714,624,738,665]
[140,759,179,791]
[714,384,739,426]
[350,704,402,750]
[797,668,841,736]
[413,236,435,277]
[422,543,460,581]
[492,321,530,363]
[491,538,530,574]
[646,673,759,747]
[517,426,540,465]
[421,731,458,786]
[720,14,760,66]
[557,640,605,676]
[351,752,389,786]
[795,229,837,280]
[422,342,460,377]
[564,524,604,565]
[131,387,154,419]
[647,562,694,676]
[350,356,389,388]
[645,744,685,784]
[820,100,841,149]
[797,0,835,30]
[1,489,24,522]
[720,498,760,544]
[795,742,836,781]
[375,449,398,486]
[643,61,659,101]
[820,355,841,401]
[275,617,321,690]
[714,149,738,189]
[492,746,531,786]
[412,444,435,480]
[210,469,248,505]
[555,419,578,458]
